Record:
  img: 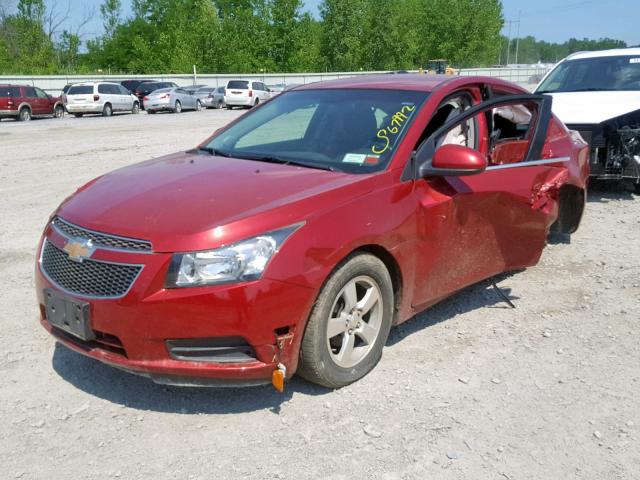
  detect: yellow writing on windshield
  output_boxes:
[372,105,416,154]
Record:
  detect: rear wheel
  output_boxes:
[196,100,203,111]
[132,102,140,114]
[18,107,31,122]
[102,103,113,117]
[297,254,394,388]
[54,105,64,118]
[174,100,182,113]
[217,100,224,109]
[254,98,260,107]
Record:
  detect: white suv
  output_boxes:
[65,82,140,117]
[224,80,271,109]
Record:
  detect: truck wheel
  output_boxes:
[54,105,64,118]
[18,107,31,122]
[102,103,112,117]
[297,254,394,388]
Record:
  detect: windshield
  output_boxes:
[538,55,640,93]
[205,88,428,173]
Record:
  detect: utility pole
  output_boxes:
[515,10,521,65]
[506,20,512,66]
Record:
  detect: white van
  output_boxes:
[65,82,140,117]
[224,80,271,109]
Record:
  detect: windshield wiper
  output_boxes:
[197,146,232,157]
[234,154,339,172]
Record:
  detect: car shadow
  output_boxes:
[51,344,330,414]
[52,274,522,413]
[387,276,520,346]
[587,180,637,203]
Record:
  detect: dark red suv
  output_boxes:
[0,84,64,121]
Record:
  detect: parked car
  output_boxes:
[35,75,589,390]
[535,48,640,192]
[0,84,64,121]
[267,83,287,97]
[144,87,203,113]
[134,81,178,109]
[120,79,157,94]
[184,84,208,95]
[194,86,225,109]
[65,82,140,117]
[224,80,270,109]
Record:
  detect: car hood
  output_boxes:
[56,151,375,252]
[545,91,640,124]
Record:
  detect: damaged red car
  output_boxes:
[35,75,589,389]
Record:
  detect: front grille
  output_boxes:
[41,240,142,298]
[52,217,152,252]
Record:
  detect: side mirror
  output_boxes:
[419,144,487,177]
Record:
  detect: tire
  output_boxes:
[297,253,394,388]
[102,103,112,117]
[132,102,140,114]
[254,98,260,107]
[18,107,31,122]
[147,109,157,114]
[74,113,84,118]
[226,105,233,110]
[634,183,640,196]
[54,105,64,118]
[217,100,224,109]
[174,101,182,113]
[196,100,203,111]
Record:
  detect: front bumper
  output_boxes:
[35,227,316,386]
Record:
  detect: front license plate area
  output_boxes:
[44,289,94,341]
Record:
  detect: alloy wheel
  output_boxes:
[326,275,383,368]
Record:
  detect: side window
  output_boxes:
[419,93,476,150]
[176,88,186,94]
[118,85,130,95]
[35,88,48,98]
[25,87,37,98]
[7,87,21,97]
[98,84,109,94]
[486,103,535,165]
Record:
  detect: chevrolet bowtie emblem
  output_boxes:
[63,238,95,262]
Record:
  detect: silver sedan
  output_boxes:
[194,86,226,109]
[144,87,204,114]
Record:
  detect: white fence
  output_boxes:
[0,67,552,95]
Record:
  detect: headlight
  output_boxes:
[165,224,302,288]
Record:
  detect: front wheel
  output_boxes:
[297,254,394,388]
[174,101,182,113]
[196,100,203,111]
[54,105,64,118]
[132,102,140,114]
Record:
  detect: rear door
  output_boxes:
[67,84,94,107]
[34,87,53,115]
[412,94,567,306]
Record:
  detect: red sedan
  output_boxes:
[35,75,589,389]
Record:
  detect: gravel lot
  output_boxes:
[1,110,639,480]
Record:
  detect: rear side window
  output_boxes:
[98,84,120,94]
[68,85,94,95]
[0,87,21,98]
[227,81,249,89]
[25,87,37,97]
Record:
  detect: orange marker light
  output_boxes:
[272,363,286,392]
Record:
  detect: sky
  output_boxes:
[46,0,640,46]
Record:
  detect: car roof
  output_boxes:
[565,47,640,61]
[293,74,456,92]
